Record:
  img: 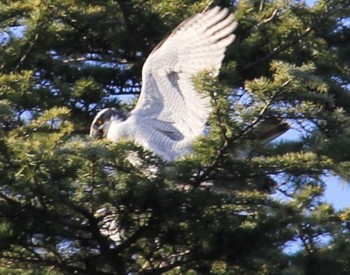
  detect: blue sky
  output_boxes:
[276,127,350,210]
[324,177,350,210]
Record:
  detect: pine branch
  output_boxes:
[193,78,292,186]
[241,26,312,72]
[66,202,127,274]
[257,9,278,26]
[140,260,189,275]
[241,2,348,72]
[15,21,44,72]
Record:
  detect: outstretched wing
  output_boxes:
[131,7,237,142]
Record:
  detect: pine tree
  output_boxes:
[0,0,349,274]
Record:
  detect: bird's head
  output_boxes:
[90,108,126,139]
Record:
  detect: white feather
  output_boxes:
[97,7,237,161]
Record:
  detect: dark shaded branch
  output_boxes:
[66,202,127,274]
[116,0,147,51]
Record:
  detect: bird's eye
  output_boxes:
[95,119,103,126]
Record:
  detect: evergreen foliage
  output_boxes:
[0,0,349,274]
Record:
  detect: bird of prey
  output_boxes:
[90,7,238,161]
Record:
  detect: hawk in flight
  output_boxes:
[90,7,237,161]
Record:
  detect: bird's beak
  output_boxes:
[90,124,104,139]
